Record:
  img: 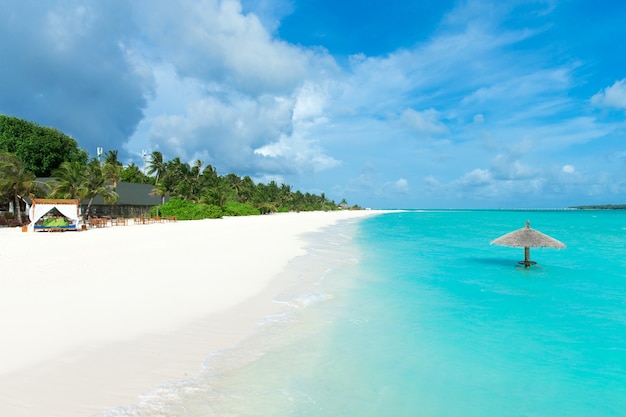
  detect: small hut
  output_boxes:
[28,199,80,232]
[491,220,565,267]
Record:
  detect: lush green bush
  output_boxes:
[0,115,88,176]
[256,202,277,214]
[222,201,260,216]
[153,198,222,220]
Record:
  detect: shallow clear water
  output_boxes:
[99,210,626,417]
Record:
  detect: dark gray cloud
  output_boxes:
[0,0,151,155]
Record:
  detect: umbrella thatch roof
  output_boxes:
[491,220,565,248]
[491,220,565,268]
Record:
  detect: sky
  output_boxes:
[1,0,626,209]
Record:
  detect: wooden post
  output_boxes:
[518,246,536,268]
[524,246,530,265]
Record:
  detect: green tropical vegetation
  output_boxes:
[0,115,88,176]
[49,160,120,222]
[569,204,626,210]
[0,115,360,224]
[142,150,350,218]
[0,151,36,223]
[152,198,223,220]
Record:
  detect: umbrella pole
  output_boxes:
[519,246,536,268]
[524,246,530,268]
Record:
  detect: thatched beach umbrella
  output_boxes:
[491,220,565,267]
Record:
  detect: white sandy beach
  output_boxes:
[0,210,379,417]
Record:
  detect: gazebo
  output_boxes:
[28,199,80,232]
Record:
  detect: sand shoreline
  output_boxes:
[0,210,382,417]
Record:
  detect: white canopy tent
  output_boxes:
[28,199,80,231]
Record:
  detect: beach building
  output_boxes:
[36,179,169,218]
[83,181,169,218]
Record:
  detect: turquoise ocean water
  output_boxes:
[100,210,626,417]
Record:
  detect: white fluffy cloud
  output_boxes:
[147,92,297,169]
[0,1,149,153]
[292,82,330,124]
[253,133,341,172]
[591,79,626,109]
[133,0,311,95]
[124,0,342,178]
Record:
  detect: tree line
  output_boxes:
[1,115,357,224]
[569,204,626,210]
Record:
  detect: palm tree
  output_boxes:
[201,164,219,185]
[104,149,122,167]
[198,164,219,197]
[192,159,203,179]
[189,159,204,201]
[240,175,255,203]
[165,157,193,200]
[202,177,230,208]
[146,151,165,184]
[222,173,243,201]
[253,183,278,213]
[292,190,304,211]
[0,151,36,224]
[102,161,122,190]
[120,162,149,183]
[50,161,88,200]
[266,181,280,206]
[150,182,169,217]
[279,183,293,209]
[82,159,119,220]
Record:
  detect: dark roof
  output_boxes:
[36,179,168,207]
[93,182,168,206]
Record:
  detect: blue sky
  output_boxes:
[1,0,626,208]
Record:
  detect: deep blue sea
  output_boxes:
[101,210,626,417]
